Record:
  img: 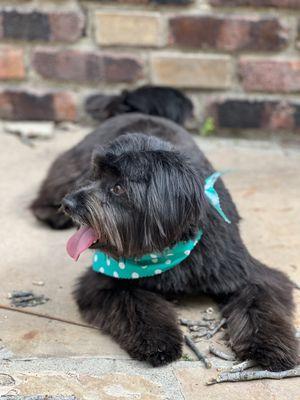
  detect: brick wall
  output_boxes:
[0,0,300,134]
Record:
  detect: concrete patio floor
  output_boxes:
[0,126,299,399]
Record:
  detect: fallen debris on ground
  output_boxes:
[8,291,49,307]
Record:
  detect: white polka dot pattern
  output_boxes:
[92,229,203,279]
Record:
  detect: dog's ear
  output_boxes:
[143,152,208,248]
[92,146,106,170]
[91,147,119,177]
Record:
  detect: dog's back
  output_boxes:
[85,86,193,126]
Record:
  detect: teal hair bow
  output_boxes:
[204,172,231,224]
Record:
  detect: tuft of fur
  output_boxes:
[221,264,298,371]
[31,88,298,369]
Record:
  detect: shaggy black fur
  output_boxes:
[85,85,193,125]
[31,86,298,371]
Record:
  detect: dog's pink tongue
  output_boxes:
[67,226,98,261]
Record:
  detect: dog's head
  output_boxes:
[62,134,207,260]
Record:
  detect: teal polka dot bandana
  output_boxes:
[93,172,230,279]
[93,230,203,280]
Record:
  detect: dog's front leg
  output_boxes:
[217,263,298,371]
[74,269,183,366]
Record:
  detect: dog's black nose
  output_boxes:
[61,196,76,215]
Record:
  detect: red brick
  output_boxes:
[83,0,192,3]
[0,47,25,80]
[33,49,103,83]
[0,91,77,121]
[49,12,85,42]
[169,15,288,52]
[103,55,144,82]
[33,49,143,84]
[265,102,295,130]
[210,0,300,8]
[53,93,77,122]
[151,0,192,3]
[95,12,164,48]
[0,11,84,43]
[207,99,299,131]
[239,58,300,93]
[151,54,231,88]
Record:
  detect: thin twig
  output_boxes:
[207,367,300,385]
[229,360,257,372]
[190,324,212,332]
[206,318,227,339]
[203,315,216,321]
[8,291,49,308]
[184,335,212,369]
[192,331,209,340]
[20,133,35,148]
[0,303,99,331]
[209,344,236,361]
[179,318,211,328]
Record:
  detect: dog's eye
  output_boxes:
[110,184,125,196]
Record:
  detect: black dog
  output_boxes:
[31,86,298,371]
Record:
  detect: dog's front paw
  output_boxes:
[128,330,183,367]
[251,340,298,372]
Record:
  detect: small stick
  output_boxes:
[184,335,212,369]
[207,367,300,385]
[229,360,257,372]
[20,133,34,148]
[192,331,209,339]
[209,344,236,361]
[0,303,100,331]
[206,318,227,339]
[189,324,212,332]
[179,318,211,328]
[8,291,33,298]
[203,315,216,321]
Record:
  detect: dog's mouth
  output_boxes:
[66,226,99,261]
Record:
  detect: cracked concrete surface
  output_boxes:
[0,127,299,399]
